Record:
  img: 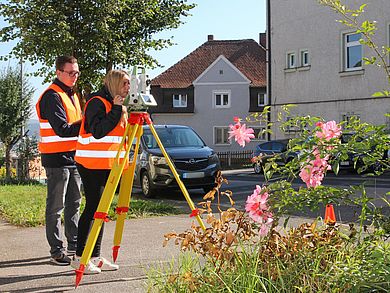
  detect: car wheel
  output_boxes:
[202,185,215,193]
[141,171,156,198]
[254,162,262,174]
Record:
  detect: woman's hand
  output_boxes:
[113,95,124,105]
[120,105,128,127]
[113,95,128,126]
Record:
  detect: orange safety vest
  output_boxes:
[36,83,82,154]
[75,96,128,170]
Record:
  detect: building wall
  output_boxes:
[152,59,264,152]
[270,0,390,138]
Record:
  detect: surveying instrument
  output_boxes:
[74,66,206,287]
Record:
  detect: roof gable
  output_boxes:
[193,55,250,85]
[151,38,266,88]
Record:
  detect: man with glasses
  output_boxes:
[36,56,82,265]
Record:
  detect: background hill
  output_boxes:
[27,119,40,137]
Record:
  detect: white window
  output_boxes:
[214,91,230,108]
[257,93,267,106]
[252,127,267,141]
[214,127,230,145]
[173,94,187,108]
[344,32,362,71]
[341,112,360,123]
[300,49,309,66]
[286,52,296,69]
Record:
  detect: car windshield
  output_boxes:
[142,127,205,149]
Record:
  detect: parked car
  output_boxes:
[251,139,298,174]
[336,133,389,173]
[133,125,221,197]
[335,133,356,171]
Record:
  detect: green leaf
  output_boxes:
[372,91,387,97]
[359,4,367,12]
[332,162,340,175]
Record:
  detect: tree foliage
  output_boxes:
[0,66,34,180]
[15,135,39,181]
[0,0,195,95]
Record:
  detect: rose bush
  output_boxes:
[148,112,390,292]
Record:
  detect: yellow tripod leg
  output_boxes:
[75,123,138,287]
[112,126,143,262]
[147,123,206,231]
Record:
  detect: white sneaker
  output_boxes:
[91,256,119,271]
[71,256,101,275]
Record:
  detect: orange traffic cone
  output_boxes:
[324,204,336,225]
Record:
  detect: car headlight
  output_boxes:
[150,155,167,165]
[208,153,219,163]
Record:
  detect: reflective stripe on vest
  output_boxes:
[75,150,127,158]
[75,96,128,170]
[36,83,82,154]
[77,135,123,145]
[40,136,78,143]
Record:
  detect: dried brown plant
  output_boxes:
[163,171,257,270]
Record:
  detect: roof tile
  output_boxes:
[151,38,266,88]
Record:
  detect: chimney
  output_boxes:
[208,34,214,41]
[259,32,266,48]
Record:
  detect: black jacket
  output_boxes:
[38,79,81,168]
[84,86,122,138]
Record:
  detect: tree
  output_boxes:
[0,66,34,181]
[0,0,195,96]
[16,135,39,181]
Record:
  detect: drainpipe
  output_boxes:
[266,0,271,141]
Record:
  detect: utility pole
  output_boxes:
[20,57,25,137]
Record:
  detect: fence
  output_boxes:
[0,156,45,182]
[217,150,253,169]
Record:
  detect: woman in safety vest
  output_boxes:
[71,70,130,274]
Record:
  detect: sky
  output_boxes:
[0,0,266,119]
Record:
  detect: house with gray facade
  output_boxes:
[267,0,390,139]
[150,35,267,152]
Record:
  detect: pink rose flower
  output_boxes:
[299,148,330,188]
[316,120,342,141]
[228,120,255,147]
[245,185,273,236]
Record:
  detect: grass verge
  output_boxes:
[148,231,390,292]
[0,184,180,227]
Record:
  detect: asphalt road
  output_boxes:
[132,170,390,223]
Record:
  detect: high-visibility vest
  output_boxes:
[75,96,128,170]
[36,83,82,154]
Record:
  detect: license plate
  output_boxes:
[182,172,205,179]
[340,161,350,166]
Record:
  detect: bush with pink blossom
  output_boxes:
[157,111,390,292]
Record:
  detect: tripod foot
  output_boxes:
[75,264,85,288]
[112,245,120,262]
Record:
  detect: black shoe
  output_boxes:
[66,249,76,256]
[50,252,71,266]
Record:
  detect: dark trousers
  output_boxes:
[45,167,81,257]
[76,164,110,257]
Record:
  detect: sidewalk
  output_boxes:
[0,212,315,293]
[0,215,193,292]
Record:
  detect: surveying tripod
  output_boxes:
[75,111,206,287]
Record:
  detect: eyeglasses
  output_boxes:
[59,70,80,77]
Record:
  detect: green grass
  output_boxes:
[0,184,180,227]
